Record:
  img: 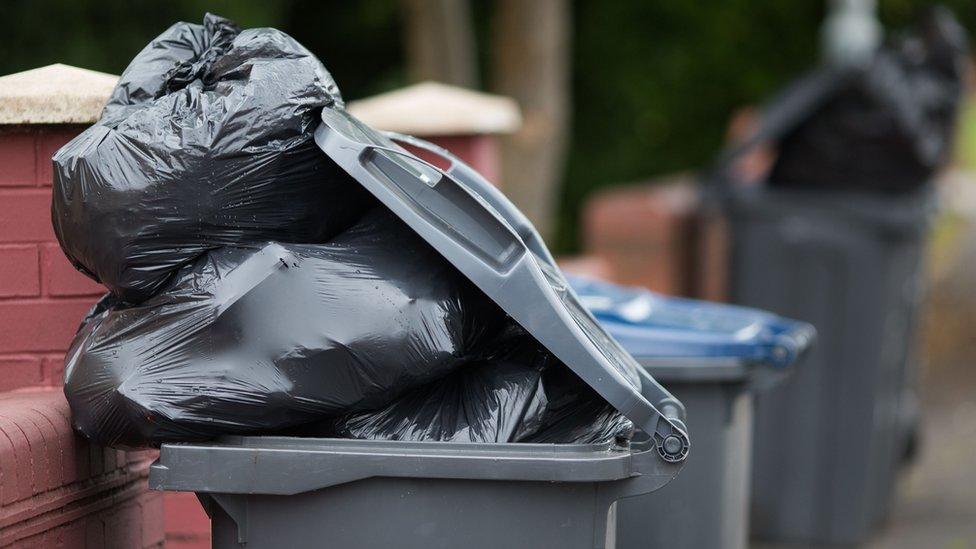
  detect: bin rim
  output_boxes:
[312,109,688,464]
[149,435,681,497]
[723,184,938,237]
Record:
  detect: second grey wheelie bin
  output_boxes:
[570,275,815,549]
[709,65,942,545]
[150,109,690,549]
[728,186,932,546]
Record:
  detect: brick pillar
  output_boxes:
[0,64,205,548]
[347,81,521,187]
[582,175,728,300]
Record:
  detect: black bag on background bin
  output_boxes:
[64,209,501,448]
[769,7,968,193]
[52,13,375,303]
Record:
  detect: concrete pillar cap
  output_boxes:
[347,81,522,136]
[0,64,118,125]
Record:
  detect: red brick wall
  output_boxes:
[582,178,728,300]
[0,124,211,548]
[0,126,103,392]
[401,134,501,187]
[0,389,163,548]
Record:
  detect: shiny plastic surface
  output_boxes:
[568,275,815,369]
[64,209,498,448]
[52,13,375,303]
[328,326,634,444]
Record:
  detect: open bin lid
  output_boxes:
[313,108,688,464]
[567,275,816,382]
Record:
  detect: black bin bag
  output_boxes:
[327,326,636,445]
[63,209,501,448]
[52,13,375,303]
[769,7,968,192]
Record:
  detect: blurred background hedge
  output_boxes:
[2,0,972,251]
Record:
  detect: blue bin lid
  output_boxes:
[567,275,815,378]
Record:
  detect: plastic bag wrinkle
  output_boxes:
[63,209,502,448]
[53,13,371,303]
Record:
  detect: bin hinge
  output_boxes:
[653,401,690,463]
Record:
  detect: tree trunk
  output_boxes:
[491,0,571,241]
[400,0,478,88]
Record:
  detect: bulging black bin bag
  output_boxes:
[63,209,500,448]
[328,327,635,445]
[770,7,968,192]
[52,13,375,303]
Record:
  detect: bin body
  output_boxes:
[151,436,681,549]
[617,366,752,549]
[727,187,929,545]
[207,478,614,549]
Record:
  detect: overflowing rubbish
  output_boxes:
[52,13,375,303]
[65,208,503,447]
[59,14,682,452]
[327,325,635,444]
[768,7,968,192]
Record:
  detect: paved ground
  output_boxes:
[869,187,976,548]
[867,359,976,548]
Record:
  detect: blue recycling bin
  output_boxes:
[568,275,815,549]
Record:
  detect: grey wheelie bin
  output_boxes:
[728,187,932,546]
[570,275,815,549]
[150,111,690,549]
[709,67,940,545]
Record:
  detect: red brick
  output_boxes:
[583,179,701,296]
[165,491,211,536]
[1,410,51,496]
[70,431,91,483]
[0,355,43,392]
[23,409,62,492]
[88,440,104,477]
[36,128,83,187]
[0,131,37,187]
[0,244,40,297]
[0,298,96,353]
[40,243,103,297]
[0,420,19,505]
[47,400,91,482]
[0,188,55,242]
[140,492,166,548]
[103,502,143,549]
[403,135,501,186]
[429,135,500,184]
[103,445,118,472]
[0,415,38,500]
[32,401,78,483]
[85,517,105,548]
[14,529,46,549]
[556,255,615,281]
[167,537,212,549]
[41,353,66,386]
[56,520,88,549]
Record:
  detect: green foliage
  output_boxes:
[556,0,975,251]
[2,0,971,251]
[557,0,823,250]
[0,0,286,76]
